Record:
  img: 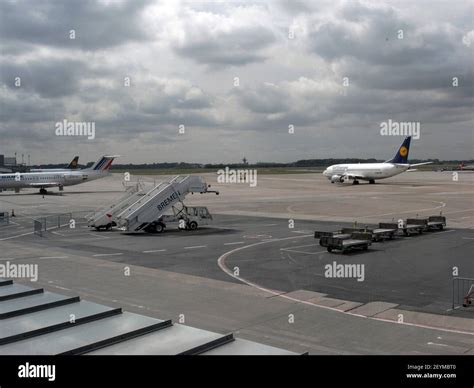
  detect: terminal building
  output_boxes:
[0,154,19,173]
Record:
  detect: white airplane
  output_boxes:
[323,136,432,184]
[0,155,117,194]
[30,156,79,172]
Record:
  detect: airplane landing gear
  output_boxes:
[369,179,375,184]
[352,180,359,185]
[39,188,47,195]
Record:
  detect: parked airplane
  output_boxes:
[30,156,79,172]
[459,162,474,171]
[323,136,431,184]
[0,155,117,194]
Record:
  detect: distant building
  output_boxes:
[0,154,16,173]
[4,157,17,166]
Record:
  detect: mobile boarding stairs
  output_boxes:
[87,175,218,233]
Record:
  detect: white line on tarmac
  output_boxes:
[184,245,207,249]
[281,244,316,250]
[93,253,123,257]
[88,233,111,239]
[427,342,449,347]
[462,237,474,240]
[281,249,326,255]
[217,235,474,337]
[224,241,245,246]
[143,249,167,253]
[38,256,69,260]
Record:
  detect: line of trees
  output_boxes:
[28,158,473,170]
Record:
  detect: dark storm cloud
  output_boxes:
[0,0,151,51]
[0,59,87,97]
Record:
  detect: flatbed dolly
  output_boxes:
[319,232,372,253]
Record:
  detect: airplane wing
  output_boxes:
[409,162,433,167]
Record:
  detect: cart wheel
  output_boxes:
[439,225,444,230]
[188,221,198,230]
[327,247,332,253]
[363,245,368,250]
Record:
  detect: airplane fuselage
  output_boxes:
[0,170,109,190]
[323,163,409,182]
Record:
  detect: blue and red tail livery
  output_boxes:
[89,156,117,171]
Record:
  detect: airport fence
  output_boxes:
[33,211,94,237]
[33,212,73,236]
[452,277,474,310]
[0,211,9,225]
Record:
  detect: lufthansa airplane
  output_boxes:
[0,155,117,194]
[323,136,431,184]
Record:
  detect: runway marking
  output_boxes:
[38,256,69,260]
[281,249,327,255]
[143,249,167,253]
[427,342,448,347]
[93,253,123,257]
[262,223,278,227]
[184,245,207,250]
[224,241,245,246]
[281,244,316,250]
[88,233,111,239]
[281,243,327,255]
[462,237,474,240]
[217,235,474,337]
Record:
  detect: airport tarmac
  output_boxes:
[0,171,473,354]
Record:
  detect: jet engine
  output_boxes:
[330,175,344,183]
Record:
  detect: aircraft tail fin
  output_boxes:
[389,136,411,164]
[87,155,118,172]
[67,156,79,169]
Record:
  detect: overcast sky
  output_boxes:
[0,0,473,164]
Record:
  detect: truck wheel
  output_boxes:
[188,221,198,230]
[155,223,165,233]
[144,224,157,233]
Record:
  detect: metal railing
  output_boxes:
[452,277,474,309]
[33,213,73,236]
[0,211,9,225]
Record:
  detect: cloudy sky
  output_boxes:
[0,0,473,164]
